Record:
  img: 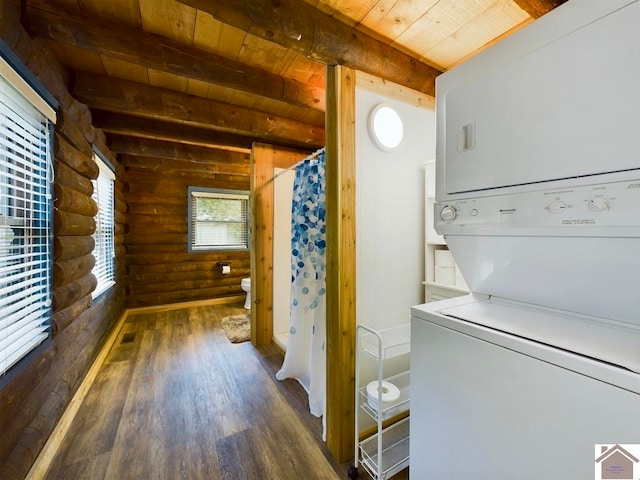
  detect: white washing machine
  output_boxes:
[410,295,640,479]
[410,1,640,478]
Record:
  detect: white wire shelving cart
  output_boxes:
[348,323,410,480]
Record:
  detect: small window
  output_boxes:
[1,44,56,378]
[188,187,249,252]
[91,151,115,298]
[368,103,404,151]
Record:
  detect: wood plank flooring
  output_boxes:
[43,302,408,480]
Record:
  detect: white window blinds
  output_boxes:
[0,58,54,377]
[91,153,115,298]
[188,188,249,251]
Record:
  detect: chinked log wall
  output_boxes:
[122,159,250,307]
[0,1,125,478]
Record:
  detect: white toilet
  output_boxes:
[241,277,251,309]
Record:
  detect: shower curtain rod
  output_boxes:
[272,147,325,182]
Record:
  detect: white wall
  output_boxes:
[273,168,295,342]
[356,88,435,331]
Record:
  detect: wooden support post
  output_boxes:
[250,143,274,346]
[325,64,357,462]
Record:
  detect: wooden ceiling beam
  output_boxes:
[513,0,569,18]
[24,0,325,111]
[118,154,250,177]
[72,71,325,149]
[107,135,251,166]
[92,110,255,151]
[178,0,442,96]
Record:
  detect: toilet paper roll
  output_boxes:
[366,380,400,409]
[221,265,231,274]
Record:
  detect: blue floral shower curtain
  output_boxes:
[276,148,327,425]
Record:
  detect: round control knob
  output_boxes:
[440,205,457,222]
[588,198,609,212]
[547,201,567,214]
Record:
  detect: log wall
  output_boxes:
[0,2,125,478]
[123,164,250,307]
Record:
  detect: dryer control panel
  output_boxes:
[435,177,640,237]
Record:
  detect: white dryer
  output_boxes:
[411,1,640,478]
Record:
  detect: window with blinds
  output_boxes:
[91,152,115,298]
[188,187,249,252]
[1,47,56,378]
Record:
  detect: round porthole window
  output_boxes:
[368,104,403,151]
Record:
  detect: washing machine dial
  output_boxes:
[440,205,457,222]
[547,200,567,214]
[588,198,609,212]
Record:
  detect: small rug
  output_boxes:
[220,313,250,343]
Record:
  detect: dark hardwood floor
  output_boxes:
[43,302,408,479]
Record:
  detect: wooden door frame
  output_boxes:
[250,143,310,346]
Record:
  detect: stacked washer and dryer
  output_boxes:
[410,1,640,478]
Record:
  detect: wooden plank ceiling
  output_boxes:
[23,0,566,177]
